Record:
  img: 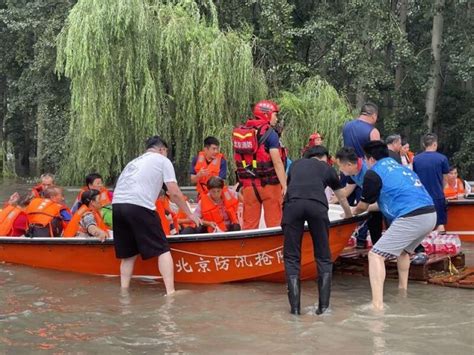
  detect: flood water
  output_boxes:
[1,180,473,354]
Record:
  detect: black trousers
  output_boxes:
[368,211,384,245]
[282,199,332,278]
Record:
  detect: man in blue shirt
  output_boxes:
[352,141,436,311]
[342,103,381,245]
[413,133,449,233]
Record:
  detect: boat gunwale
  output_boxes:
[0,214,367,245]
[447,199,474,206]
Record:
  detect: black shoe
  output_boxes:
[287,276,301,315]
[316,272,332,315]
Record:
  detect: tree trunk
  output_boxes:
[395,0,407,93]
[0,75,6,175]
[425,0,445,132]
[36,103,46,175]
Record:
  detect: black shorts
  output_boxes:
[112,203,170,260]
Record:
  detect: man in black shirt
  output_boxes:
[283,146,352,315]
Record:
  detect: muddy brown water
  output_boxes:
[0,180,473,353]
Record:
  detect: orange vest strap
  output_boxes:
[194,152,223,195]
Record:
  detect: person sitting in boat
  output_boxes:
[31,173,55,198]
[190,136,227,200]
[444,166,466,200]
[0,192,32,236]
[155,186,179,236]
[25,187,71,237]
[185,177,240,234]
[63,190,109,241]
[71,173,112,213]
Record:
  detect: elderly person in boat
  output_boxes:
[283,145,352,315]
[444,166,466,200]
[31,173,55,198]
[63,190,109,241]
[351,141,436,311]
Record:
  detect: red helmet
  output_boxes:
[253,100,279,121]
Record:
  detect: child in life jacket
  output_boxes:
[190,177,240,233]
[63,189,109,241]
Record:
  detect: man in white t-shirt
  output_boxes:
[113,136,201,295]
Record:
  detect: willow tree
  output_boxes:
[277,77,352,159]
[56,0,267,184]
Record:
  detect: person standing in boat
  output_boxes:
[413,133,449,234]
[112,136,200,295]
[233,100,287,230]
[283,146,352,315]
[351,141,436,311]
[190,136,227,200]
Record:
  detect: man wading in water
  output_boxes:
[282,146,352,315]
[112,136,201,295]
[352,141,436,310]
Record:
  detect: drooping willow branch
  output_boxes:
[56,0,267,184]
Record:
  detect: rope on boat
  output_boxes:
[170,246,283,259]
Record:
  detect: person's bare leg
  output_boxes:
[158,251,175,295]
[397,252,410,290]
[368,251,386,311]
[120,255,138,289]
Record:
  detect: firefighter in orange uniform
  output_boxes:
[190,136,227,199]
[233,100,287,229]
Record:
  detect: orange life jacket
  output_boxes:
[25,198,63,237]
[77,186,112,207]
[63,204,109,238]
[200,187,239,233]
[444,178,465,199]
[194,151,223,196]
[0,205,24,236]
[155,197,179,235]
[176,196,195,229]
[233,120,280,187]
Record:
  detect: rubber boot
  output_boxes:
[316,272,332,315]
[287,276,301,315]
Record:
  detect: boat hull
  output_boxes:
[0,216,364,284]
[446,199,474,242]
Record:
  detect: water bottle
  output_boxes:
[446,234,461,254]
[422,233,435,255]
[347,235,356,248]
[432,232,443,253]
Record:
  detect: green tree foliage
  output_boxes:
[277,77,351,159]
[56,0,267,184]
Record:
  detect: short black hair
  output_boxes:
[385,134,401,145]
[422,133,438,148]
[363,140,389,161]
[207,176,224,190]
[145,135,168,150]
[85,173,103,186]
[81,189,100,207]
[449,165,457,172]
[335,147,358,164]
[401,136,409,146]
[204,136,220,147]
[304,145,329,159]
[360,102,378,116]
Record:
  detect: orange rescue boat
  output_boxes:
[0,206,365,284]
[446,198,474,243]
